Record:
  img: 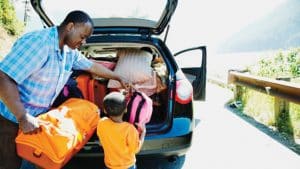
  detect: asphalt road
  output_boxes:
[182,83,300,169]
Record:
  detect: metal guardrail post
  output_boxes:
[233,85,242,102]
[274,77,293,135]
[228,69,248,102]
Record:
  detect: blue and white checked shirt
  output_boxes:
[0,26,93,123]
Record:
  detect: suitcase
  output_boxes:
[15,98,100,169]
[88,79,107,110]
[75,74,91,100]
[76,74,107,110]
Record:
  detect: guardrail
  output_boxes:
[228,71,300,104]
[227,70,300,136]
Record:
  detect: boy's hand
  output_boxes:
[135,123,146,136]
[121,84,135,102]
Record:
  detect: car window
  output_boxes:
[41,0,166,24]
[175,50,203,68]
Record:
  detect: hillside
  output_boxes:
[217,0,300,53]
[0,26,16,60]
[0,0,22,60]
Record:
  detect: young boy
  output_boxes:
[97,92,146,169]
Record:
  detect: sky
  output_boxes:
[166,0,286,52]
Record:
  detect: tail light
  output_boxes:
[175,71,193,104]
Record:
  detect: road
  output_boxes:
[182,83,300,169]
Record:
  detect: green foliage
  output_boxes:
[0,0,24,35]
[0,0,2,23]
[250,48,300,79]
[288,49,300,76]
[290,103,300,139]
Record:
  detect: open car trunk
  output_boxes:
[75,43,170,136]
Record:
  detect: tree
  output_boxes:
[0,0,24,35]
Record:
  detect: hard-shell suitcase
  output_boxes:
[15,98,99,169]
[75,74,91,99]
[88,79,107,110]
[76,74,107,110]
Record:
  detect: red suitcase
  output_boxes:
[76,74,107,110]
[88,79,107,110]
[76,74,91,100]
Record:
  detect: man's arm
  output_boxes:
[87,62,129,89]
[88,62,121,81]
[0,71,39,134]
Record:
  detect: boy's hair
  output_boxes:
[103,92,127,117]
[61,10,94,27]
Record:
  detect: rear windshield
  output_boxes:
[41,0,166,24]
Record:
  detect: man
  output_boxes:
[0,10,127,169]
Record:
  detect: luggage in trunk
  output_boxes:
[76,74,107,110]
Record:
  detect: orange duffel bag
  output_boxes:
[15,98,100,169]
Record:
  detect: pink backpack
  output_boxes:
[125,91,153,126]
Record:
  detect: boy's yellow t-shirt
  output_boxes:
[97,117,140,169]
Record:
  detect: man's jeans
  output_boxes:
[0,115,22,169]
[20,160,37,169]
[0,115,37,169]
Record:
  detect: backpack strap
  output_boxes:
[124,92,137,122]
[134,92,146,123]
[125,91,146,124]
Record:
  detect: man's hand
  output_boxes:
[117,75,131,91]
[18,113,41,134]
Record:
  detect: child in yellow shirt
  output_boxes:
[97,92,146,169]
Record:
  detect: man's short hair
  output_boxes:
[103,92,127,117]
[61,10,94,27]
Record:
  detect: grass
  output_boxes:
[241,89,300,138]
[290,103,300,142]
[243,90,275,126]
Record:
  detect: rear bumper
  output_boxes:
[76,117,193,157]
[138,133,192,157]
[76,133,192,158]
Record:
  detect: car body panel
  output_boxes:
[174,46,207,100]
[29,0,206,167]
[30,0,177,35]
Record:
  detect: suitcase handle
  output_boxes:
[33,149,42,158]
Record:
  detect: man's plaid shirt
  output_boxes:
[0,26,93,123]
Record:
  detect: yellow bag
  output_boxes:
[15,98,99,169]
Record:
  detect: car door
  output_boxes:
[174,46,207,100]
